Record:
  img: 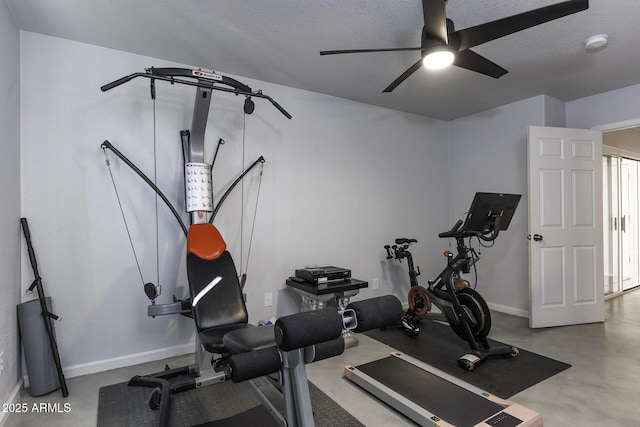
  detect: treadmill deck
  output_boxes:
[345,352,542,427]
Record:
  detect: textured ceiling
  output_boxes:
[6,0,640,120]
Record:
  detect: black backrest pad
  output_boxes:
[187,251,248,332]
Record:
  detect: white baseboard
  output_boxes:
[486,302,529,318]
[60,342,195,379]
[404,298,529,318]
[0,379,24,427]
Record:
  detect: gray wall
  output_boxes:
[0,0,21,414]
[9,29,640,389]
[447,96,547,315]
[566,83,640,129]
[19,32,450,377]
[445,89,638,315]
[544,95,566,128]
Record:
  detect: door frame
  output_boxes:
[592,118,640,134]
[594,118,640,300]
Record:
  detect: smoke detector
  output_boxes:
[584,34,608,51]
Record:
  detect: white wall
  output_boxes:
[0,0,22,416]
[447,96,549,315]
[544,95,566,128]
[22,29,640,378]
[566,83,640,129]
[20,32,450,375]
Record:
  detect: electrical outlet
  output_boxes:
[264,293,273,307]
[372,278,380,290]
[0,351,4,377]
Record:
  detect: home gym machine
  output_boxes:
[100,66,301,426]
[385,192,522,371]
[101,65,290,313]
[345,285,542,426]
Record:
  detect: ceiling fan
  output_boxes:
[320,0,589,92]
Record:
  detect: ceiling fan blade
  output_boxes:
[382,58,423,93]
[453,50,508,79]
[422,0,448,44]
[452,0,589,51]
[320,47,427,56]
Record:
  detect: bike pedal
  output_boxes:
[401,320,420,338]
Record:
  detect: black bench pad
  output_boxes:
[223,325,276,354]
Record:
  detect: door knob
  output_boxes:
[533,234,543,241]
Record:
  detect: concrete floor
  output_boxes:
[5,290,640,426]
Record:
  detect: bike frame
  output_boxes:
[387,224,489,351]
[387,192,522,370]
[390,233,476,293]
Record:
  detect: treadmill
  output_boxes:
[345,352,542,427]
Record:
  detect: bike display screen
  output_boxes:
[462,192,521,232]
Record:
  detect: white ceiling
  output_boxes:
[6,0,640,120]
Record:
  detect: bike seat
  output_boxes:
[395,238,417,245]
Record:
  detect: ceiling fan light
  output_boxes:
[422,50,455,70]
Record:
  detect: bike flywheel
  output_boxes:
[408,286,431,317]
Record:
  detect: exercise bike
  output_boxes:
[385,192,521,371]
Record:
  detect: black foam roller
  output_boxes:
[274,308,342,351]
[305,336,345,363]
[229,346,281,383]
[347,295,403,333]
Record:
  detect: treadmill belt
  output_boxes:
[356,356,504,427]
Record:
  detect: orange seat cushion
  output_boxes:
[187,223,227,260]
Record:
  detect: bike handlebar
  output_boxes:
[438,215,501,242]
[384,244,394,259]
[438,219,463,238]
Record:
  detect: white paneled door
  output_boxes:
[528,126,604,328]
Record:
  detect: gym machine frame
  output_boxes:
[101,65,289,307]
[101,66,298,425]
